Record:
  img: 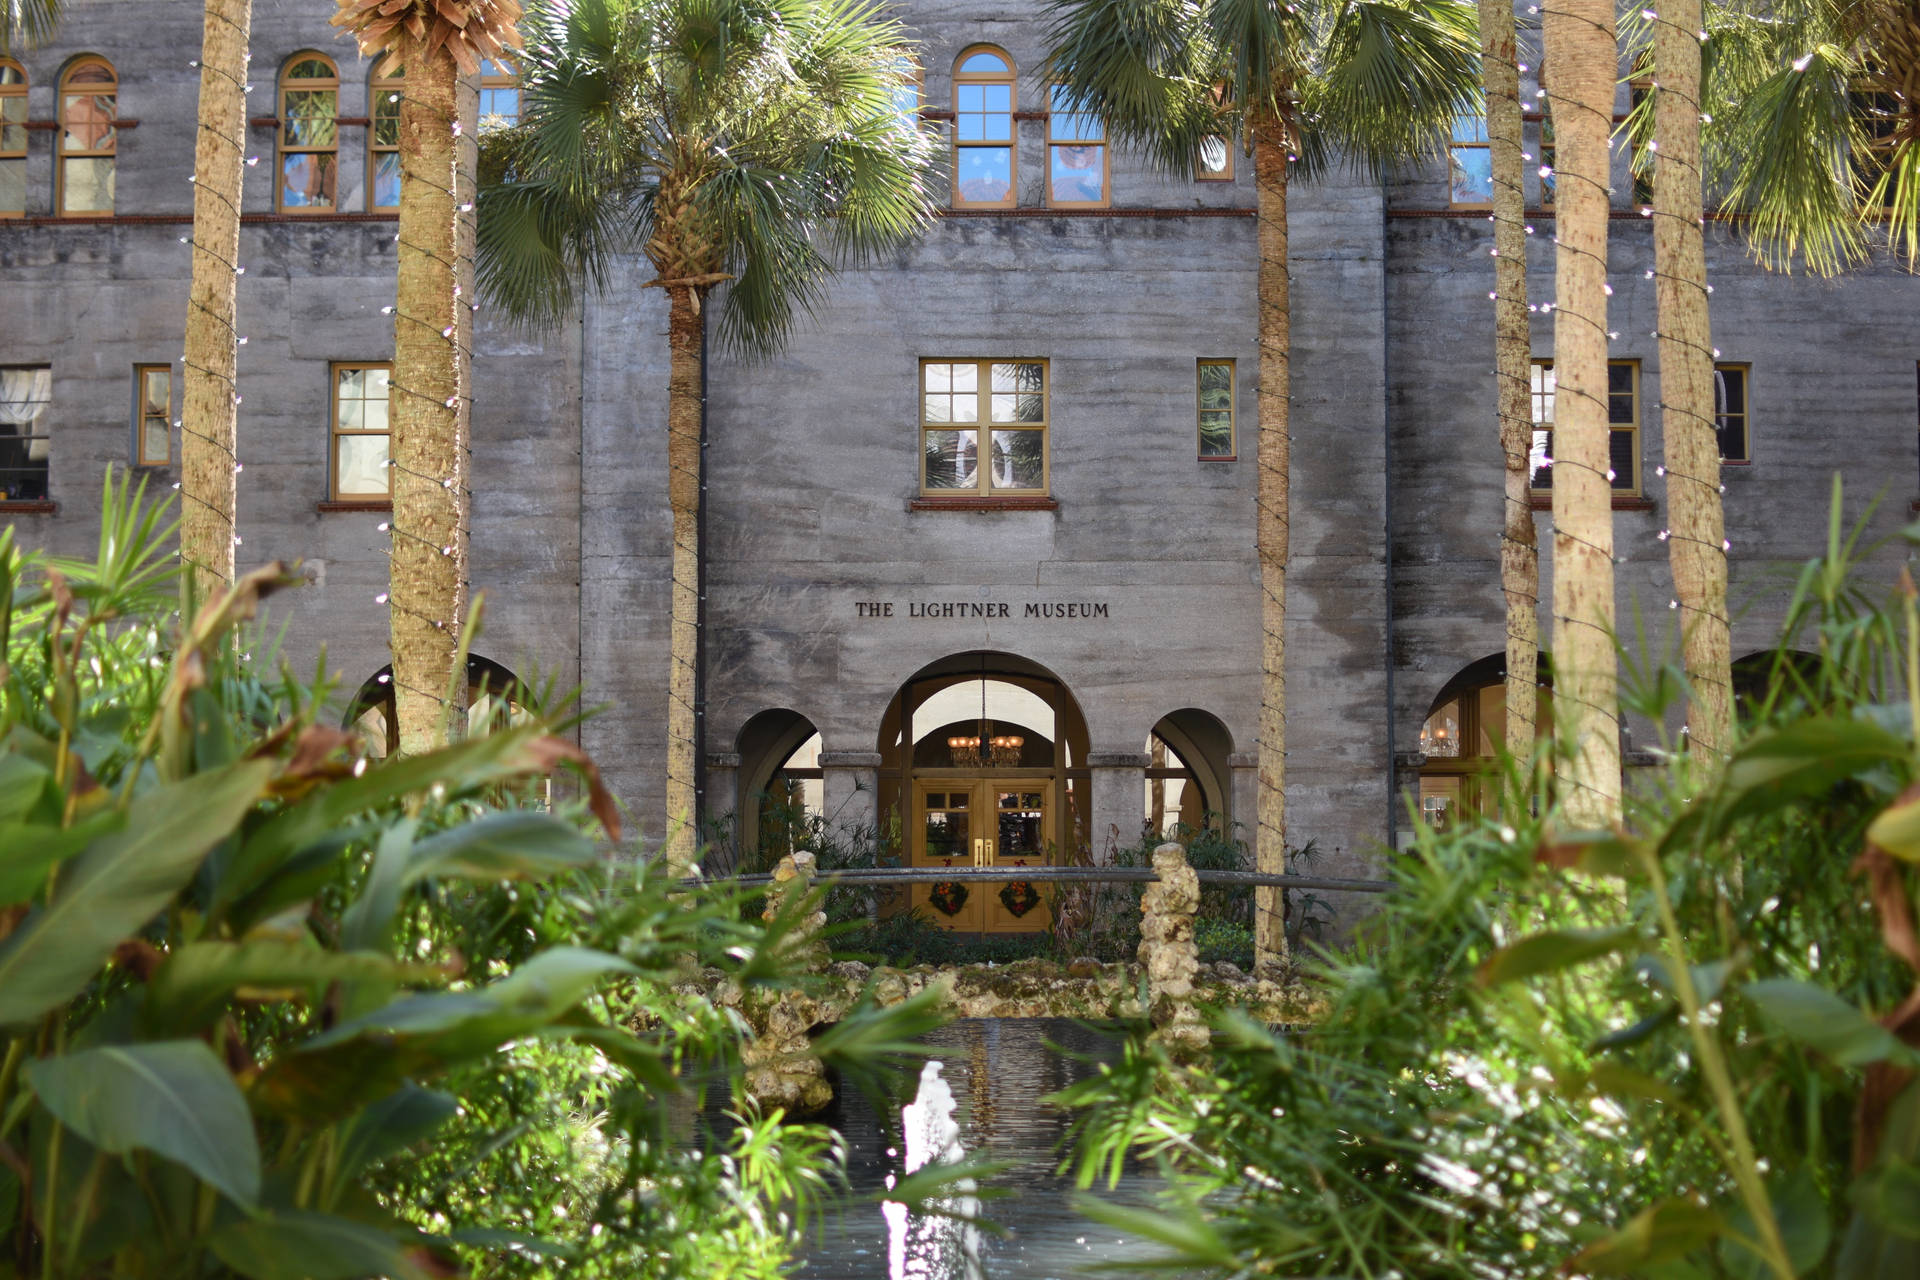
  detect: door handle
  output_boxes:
[973,837,984,867]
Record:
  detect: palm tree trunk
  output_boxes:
[1252,113,1290,970]
[179,0,250,608]
[664,286,703,874]
[1481,0,1538,758]
[388,37,474,755]
[1542,0,1622,827]
[1653,0,1731,762]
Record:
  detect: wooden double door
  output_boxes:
[911,778,1053,933]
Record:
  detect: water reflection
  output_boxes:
[809,1018,1162,1279]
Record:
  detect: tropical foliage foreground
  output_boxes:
[0,477,934,1279]
[1062,491,1920,1279]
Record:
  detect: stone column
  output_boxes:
[1139,842,1208,1059]
[1228,751,1259,847]
[704,751,741,875]
[818,750,882,852]
[1086,750,1149,864]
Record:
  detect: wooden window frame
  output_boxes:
[0,364,52,504]
[478,56,520,134]
[952,45,1016,210]
[1195,133,1235,182]
[1,59,26,218]
[56,56,116,218]
[1714,362,1751,465]
[369,55,402,212]
[1447,111,1492,210]
[133,364,172,467]
[1528,357,1642,498]
[1197,358,1235,460]
[1046,84,1108,208]
[329,361,392,502]
[278,52,340,215]
[918,358,1050,498]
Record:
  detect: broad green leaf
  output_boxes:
[1636,954,1739,1006]
[209,1210,427,1280]
[1869,798,1920,862]
[1478,925,1639,986]
[1592,1004,1680,1051]
[0,811,124,906]
[23,1040,259,1208]
[1721,1167,1833,1280]
[404,810,596,883]
[340,820,414,954]
[333,1085,457,1178]
[1743,978,1910,1067]
[1071,1194,1251,1268]
[144,940,408,1033]
[0,759,273,1026]
[1712,717,1908,836]
[1570,1199,1724,1274]
[0,754,51,822]
[1838,1082,1920,1275]
[1580,1061,1681,1105]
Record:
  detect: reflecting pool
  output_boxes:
[801,1018,1165,1279]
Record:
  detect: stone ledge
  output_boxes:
[1086,751,1152,769]
[818,751,884,769]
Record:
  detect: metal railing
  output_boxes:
[696,866,1391,894]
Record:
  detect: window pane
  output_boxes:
[281,151,337,208]
[62,94,114,151]
[0,159,22,213]
[1197,135,1231,178]
[61,157,113,211]
[991,393,1044,423]
[951,363,977,392]
[373,100,400,146]
[142,369,168,414]
[284,91,337,146]
[1451,112,1488,143]
[289,58,333,79]
[1608,368,1635,423]
[372,152,401,208]
[990,430,1044,489]
[1450,146,1493,204]
[923,393,951,423]
[142,417,169,464]
[366,366,390,399]
[478,86,519,131]
[336,396,363,430]
[1198,363,1232,408]
[1050,145,1105,202]
[361,394,388,433]
[1609,428,1634,490]
[983,84,1011,113]
[959,51,1009,73]
[924,430,978,489]
[956,147,1011,202]
[336,434,390,496]
[1530,427,1552,488]
[338,367,364,398]
[991,363,1042,393]
[1199,410,1233,457]
[924,363,951,392]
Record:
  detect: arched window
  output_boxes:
[952,46,1014,208]
[278,54,339,213]
[1,61,26,217]
[57,58,116,216]
[369,55,402,211]
[478,58,520,133]
[1417,658,1555,830]
[345,655,536,759]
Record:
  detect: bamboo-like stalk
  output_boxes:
[1542,0,1621,827]
[1252,113,1292,970]
[1653,0,1732,763]
[178,0,251,607]
[1481,0,1538,758]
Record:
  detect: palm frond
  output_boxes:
[1300,0,1482,178]
[1044,0,1226,177]
[0,0,63,54]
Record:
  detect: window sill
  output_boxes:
[909,495,1058,513]
[1529,495,1656,512]
[1199,454,1238,463]
[317,499,392,514]
[0,500,57,514]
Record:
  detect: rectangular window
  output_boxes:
[330,361,391,500]
[1197,359,1235,458]
[1196,134,1234,181]
[0,63,24,217]
[1048,86,1107,206]
[1529,358,1640,495]
[920,359,1047,496]
[1448,112,1492,207]
[1714,363,1750,464]
[1629,78,1654,207]
[370,59,402,212]
[0,365,51,501]
[133,364,171,466]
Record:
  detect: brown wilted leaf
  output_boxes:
[112,939,164,982]
[331,0,524,76]
[516,735,622,841]
[1,904,30,944]
[281,724,360,782]
[1855,843,1920,973]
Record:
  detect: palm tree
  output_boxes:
[1045,0,1481,965]
[179,0,252,609]
[1481,0,1538,757]
[1647,0,1731,762]
[474,0,939,871]
[1710,0,1920,272]
[0,0,61,53]
[333,0,524,756]
[1540,0,1621,827]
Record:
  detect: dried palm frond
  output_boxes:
[331,0,524,76]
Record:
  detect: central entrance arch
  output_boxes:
[877,652,1090,933]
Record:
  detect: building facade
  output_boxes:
[3,0,1914,926]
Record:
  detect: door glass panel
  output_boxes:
[923,800,970,861]
[995,790,1045,860]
